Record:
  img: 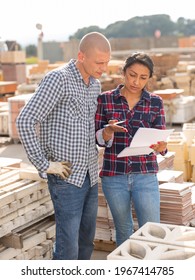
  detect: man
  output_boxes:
[16,32,111,260]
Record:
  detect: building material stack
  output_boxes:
[0,51,26,85]
[27,60,64,84]
[96,144,195,248]
[0,101,9,135]
[7,93,33,142]
[0,163,55,260]
[159,182,194,225]
[0,81,17,102]
[151,53,179,79]
[107,222,195,260]
[95,147,116,251]
[184,123,195,184]
[167,131,191,181]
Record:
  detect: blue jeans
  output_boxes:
[101,173,160,246]
[47,173,98,260]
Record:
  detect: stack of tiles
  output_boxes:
[157,151,175,170]
[159,182,194,225]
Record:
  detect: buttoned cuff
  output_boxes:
[96,128,114,147]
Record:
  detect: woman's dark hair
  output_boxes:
[123,52,154,77]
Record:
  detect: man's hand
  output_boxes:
[46,161,72,179]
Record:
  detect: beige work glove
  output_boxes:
[46,161,72,180]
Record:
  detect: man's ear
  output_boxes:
[78,51,85,62]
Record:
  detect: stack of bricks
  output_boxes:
[7,93,33,142]
[107,222,195,260]
[27,60,64,84]
[0,81,18,102]
[0,166,55,259]
[0,51,26,85]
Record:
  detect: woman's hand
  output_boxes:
[103,119,128,141]
[150,141,167,153]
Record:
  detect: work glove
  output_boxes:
[46,161,72,180]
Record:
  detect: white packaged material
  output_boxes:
[164,95,195,123]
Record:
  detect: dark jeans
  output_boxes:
[47,173,98,260]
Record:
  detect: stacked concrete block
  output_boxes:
[107,239,195,260]
[182,123,195,146]
[96,186,112,242]
[17,83,38,95]
[167,131,191,181]
[189,137,195,182]
[171,72,191,95]
[107,222,195,260]
[182,123,195,182]
[0,166,56,260]
[130,222,195,248]
[0,218,55,260]
[0,99,9,135]
[27,60,64,84]
[95,147,113,243]
[0,51,26,84]
[7,93,33,141]
[0,111,9,135]
[0,168,54,238]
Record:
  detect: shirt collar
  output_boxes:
[113,84,151,103]
[69,59,96,85]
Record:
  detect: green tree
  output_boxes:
[25,44,37,57]
[70,14,195,40]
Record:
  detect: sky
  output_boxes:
[0,0,195,47]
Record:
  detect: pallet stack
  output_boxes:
[0,166,55,260]
[0,217,55,260]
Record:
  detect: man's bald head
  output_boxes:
[79,32,111,55]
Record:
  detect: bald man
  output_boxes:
[16,32,111,260]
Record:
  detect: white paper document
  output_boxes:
[117,127,174,157]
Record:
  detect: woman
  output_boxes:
[95,52,167,246]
